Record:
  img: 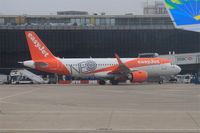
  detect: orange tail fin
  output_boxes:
[25,31,55,61]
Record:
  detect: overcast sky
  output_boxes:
[0,0,162,15]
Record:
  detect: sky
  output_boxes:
[0,0,162,15]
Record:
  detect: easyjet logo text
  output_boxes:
[28,33,49,57]
[137,60,160,65]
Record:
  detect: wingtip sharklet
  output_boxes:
[115,53,123,65]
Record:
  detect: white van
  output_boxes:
[176,74,193,84]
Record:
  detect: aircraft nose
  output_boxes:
[175,65,181,74]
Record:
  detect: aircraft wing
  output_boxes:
[109,54,137,76]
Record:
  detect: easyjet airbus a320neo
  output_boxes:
[22,31,181,85]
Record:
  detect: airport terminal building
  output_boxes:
[0,13,200,74]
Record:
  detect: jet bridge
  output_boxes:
[160,52,200,74]
[159,52,200,66]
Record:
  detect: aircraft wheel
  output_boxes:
[99,80,106,85]
[159,80,164,84]
[110,80,119,85]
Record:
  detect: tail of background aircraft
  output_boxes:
[25,31,55,61]
[164,0,200,32]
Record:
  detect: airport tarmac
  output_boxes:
[0,84,199,133]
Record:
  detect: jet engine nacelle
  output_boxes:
[129,70,148,83]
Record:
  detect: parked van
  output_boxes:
[176,74,193,84]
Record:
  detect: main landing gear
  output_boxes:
[99,80,106,85]
[110,80,119,85]
[98,80,119,85]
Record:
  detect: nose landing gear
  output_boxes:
[159,79,164,84]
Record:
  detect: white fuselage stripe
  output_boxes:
[57,58,179,78]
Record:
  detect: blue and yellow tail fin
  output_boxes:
[164,0,200,32]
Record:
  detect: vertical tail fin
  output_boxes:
[25,31,55,61]
[164,0,200,32]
